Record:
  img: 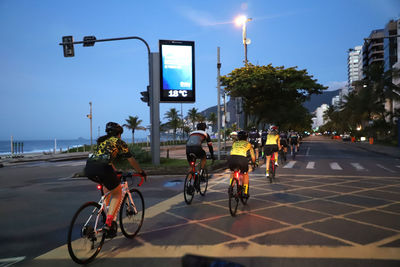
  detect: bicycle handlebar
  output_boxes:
[117,172,146,187]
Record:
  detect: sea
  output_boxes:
[0,135,182,155]
[0,138,149,155]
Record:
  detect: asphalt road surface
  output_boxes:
[1,136,399,266]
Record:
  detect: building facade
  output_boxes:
[362,29,384,79]
[347,45,362,93]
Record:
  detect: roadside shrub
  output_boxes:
[128,143,151,163]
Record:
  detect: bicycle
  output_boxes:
[183,153,209,205]
[267,152,277,183]
[290,142,297,160]
[279,147,287,165]
[228,169,249,216]
[67,172,145,264]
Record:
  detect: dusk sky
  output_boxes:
[1,0,399,141]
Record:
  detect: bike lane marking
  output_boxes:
[376,164,396,173]
[306,161,315,169]
[0,256,26,267]
[330,162,342,170]
[283,161,296,168]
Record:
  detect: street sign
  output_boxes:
[159,40,195,102]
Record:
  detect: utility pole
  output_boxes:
[217,47,221,160]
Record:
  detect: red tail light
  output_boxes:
[190,161,195,166]
[234,171,239,179]
[97,184,102,190]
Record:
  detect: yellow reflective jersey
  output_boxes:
[230,140,254,158]
[266,134,279,145]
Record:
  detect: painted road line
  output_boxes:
[306,161,315,169]
[0,256,26,266]
[283,161,296,168]
[376,164,396,173]
[396,165,400,168]
[351,163,365,171]
[306,147,310,156]
[329,162,342,170]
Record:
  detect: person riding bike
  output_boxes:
[186,122,214,177]
[84,122,147,238]
[279,131,289,159]
[260,129,268,158]
[248,127,260,164]
[227,131,255,198]
[264,125,281,177]
[230,131,238,142]
[289,131,299,155]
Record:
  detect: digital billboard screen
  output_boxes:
[159,40,195,102]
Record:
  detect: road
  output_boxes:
[0,136,399,266]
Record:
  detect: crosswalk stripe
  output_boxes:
[283,161,296,168]
[330,162,342,170]
[306,161,315,169]
[376,164,396,173]
[396,165,400,168]
[351,163,365,171]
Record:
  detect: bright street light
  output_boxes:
[234,15,252,65]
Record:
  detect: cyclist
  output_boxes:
[186,122,214,177]
[230,131,238,142]
[289,131,299,155]
[84,122,147,238]
[264,125,281,177]
[227,131,255,197]
[260,129,268,158]
[248,127,260,164]
[279,131,289,160]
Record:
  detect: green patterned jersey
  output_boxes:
[89,136,132,164]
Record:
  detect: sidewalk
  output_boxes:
[330,137,400,159]
[0,152,90,167]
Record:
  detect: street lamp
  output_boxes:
[235,15,252,65]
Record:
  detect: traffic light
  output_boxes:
[62,36,75,57]
[140,86,150,106]
[83,36,96,47]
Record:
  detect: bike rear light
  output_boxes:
[97,185,102,190]
[190,161,195,166]
[234,171,239,179]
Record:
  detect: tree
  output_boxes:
[123,116,146,144]
[187,107,199,130]
[164,108,181,141]
[220,64,326,129]
[208,112,217,131]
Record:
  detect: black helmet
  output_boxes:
[196,122,207,131]
[105,122,123,136]
[237,130,248,141]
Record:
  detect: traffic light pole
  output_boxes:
[59,35,160,165]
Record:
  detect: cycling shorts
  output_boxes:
[280,139,288,147]
[263,145,279,156]
[227,155,249,173]
[290,139,298,145]
[186,146,206,162]
[85,161,120,190]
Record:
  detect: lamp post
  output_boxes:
[235,15,252,65]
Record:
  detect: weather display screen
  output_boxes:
[159,40,195,102]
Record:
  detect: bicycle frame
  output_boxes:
[90,173,144,235]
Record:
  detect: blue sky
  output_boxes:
[1,0,399,141]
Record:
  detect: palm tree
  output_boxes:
[187,107,199,130]
[123,116,146,144]
[208,112,217,130]
[164,108,181,141]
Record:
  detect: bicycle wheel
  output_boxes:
[228,179,239,216]
[67,202,106,265]
[119,188,145,239]
[292,145,296,160]
[269,160,274,183]
[199,168,208,196]
[184,172,195,204]
[240,185,249,205]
